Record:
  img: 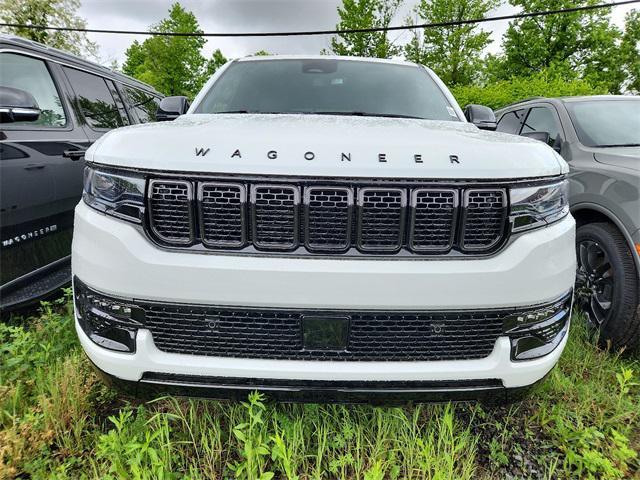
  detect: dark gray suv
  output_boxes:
[495,96,639,351]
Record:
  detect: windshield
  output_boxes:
[194,59,460,121]
[565,100,640,148]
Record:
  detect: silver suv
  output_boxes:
[495,95,640,351]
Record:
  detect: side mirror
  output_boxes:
[521,131,551,144]
[0,86,41,122]
[522,131,563,154]
[464,104,497,131]
[156,96,189,121]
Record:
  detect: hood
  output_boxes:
[593,147,640,172]
[87,114,564,179]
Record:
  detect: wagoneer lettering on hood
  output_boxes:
[87,113,566,179]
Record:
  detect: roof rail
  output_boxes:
[0,34,162,95]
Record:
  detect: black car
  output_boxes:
[0,35,163,311]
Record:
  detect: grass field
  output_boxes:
[1,290,639,479]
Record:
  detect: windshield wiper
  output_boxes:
[308,111,425,119]
[212,110,425,119]
[595,143,640,148]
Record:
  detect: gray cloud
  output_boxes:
[78,0,636,66]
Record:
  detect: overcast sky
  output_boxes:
[78,0,637,66]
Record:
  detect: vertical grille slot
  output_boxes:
[251,185,300,250]
[148,180,193,244]
[357,188,407,253]
[409,189,458,253]
[304,187,353,252]
[198,182,246,248]
[461,189,507,251]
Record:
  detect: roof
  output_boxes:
[558,94,640,103]
[0,34,162,95]
[236,54,420,67]
[496,94,639,112]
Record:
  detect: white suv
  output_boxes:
[72,56,575,402]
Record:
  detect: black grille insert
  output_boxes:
[357,188,407,252]
[198,182,246,248]
[461,189,507,251]
[410,189,458,252]
[251,185,300,250]
[304,187,353,252]
[142,304,506,361]
[145,177,511,256]
[148,180,193,244]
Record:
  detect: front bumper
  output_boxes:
[72,203,576,398]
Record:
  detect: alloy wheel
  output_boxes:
[575,240,614,328]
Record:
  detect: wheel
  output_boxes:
[575,222,640,351]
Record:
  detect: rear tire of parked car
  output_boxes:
[576,222,640,352]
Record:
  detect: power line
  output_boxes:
[0,0,637,38]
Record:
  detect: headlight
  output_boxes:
[510,180,569,233]
[83,165,145,223]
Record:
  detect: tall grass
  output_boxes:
[0,294,638,479]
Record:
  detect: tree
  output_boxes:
[327,0,402,58]
[621,10,640,93]
[122,3,225,98]
[451,68,606,110]
[0,0,97,58]
[496,0,623,92]
[404,0,499,86]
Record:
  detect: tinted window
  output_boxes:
[521,107,561,146]
[196,59,460,121]
[565,100,640,147]
[124,86,160,123]
[496,109,526,134]
[63,67,126,129]
[0,53,66,127]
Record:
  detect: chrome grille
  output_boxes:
[148,180,193,244]
[146,177,511,256]
[198,183,246,248]
[461,189,507,251]
[357,188,406,252]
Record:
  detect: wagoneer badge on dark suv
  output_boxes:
[0,35,163,311]
[73,56,576,402]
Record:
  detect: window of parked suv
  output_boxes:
[520,107,562,147]
[123,85,161,123]
[63,67,129,130]
[0,53,67,127]
[496,108,526,134]
[565,100,640,147]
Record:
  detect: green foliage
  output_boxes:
[1,300,639,478]
[122,3,227,98]
[451,67,607,110]
[495,0,624,93]
[621,10,640,93]
[327,0,402,58]
[0,0,97,58]
[404,0,499,86]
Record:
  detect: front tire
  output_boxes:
[575,222,640,351]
